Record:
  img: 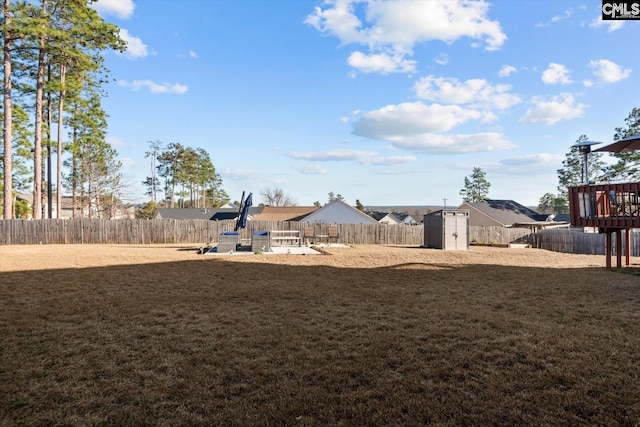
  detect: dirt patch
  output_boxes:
[1,245,639,425]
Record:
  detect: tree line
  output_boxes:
[1,1,230,220]
[1,0,125,219]
[138,140,229,217]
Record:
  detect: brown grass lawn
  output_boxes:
[1,244,640,426]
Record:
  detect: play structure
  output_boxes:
[568,134,640,268]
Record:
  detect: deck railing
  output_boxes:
[569,182,640,228]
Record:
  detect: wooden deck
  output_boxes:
[568,183,640,268]
[569,183,640,228]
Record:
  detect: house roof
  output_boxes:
[459,199,541,227]
[210,208,244,221]
[153,201,382,224]
[155,208,220,220]
[154,207,261,220]
[303,200,379,224]
[251,206,320,222]
[365,211,399,222]
[391,212,417,223]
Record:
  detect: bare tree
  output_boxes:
[260,187,297,206]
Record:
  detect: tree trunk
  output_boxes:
[46,65,52,218]
[71,126,78,218]
[3,0,13,219]
[32,1,47,220]
[56,64,65,219]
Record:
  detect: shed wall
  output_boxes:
[423,210,469,250]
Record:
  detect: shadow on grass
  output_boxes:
[1,257,640,426]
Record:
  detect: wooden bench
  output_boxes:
[269,230,301,247]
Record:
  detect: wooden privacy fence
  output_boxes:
[468,226,533,245]
[0,219,425,246]
[2,219,636,256]
[534,229,640,256]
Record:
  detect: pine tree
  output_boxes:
[460,167,491,202]
[2,0,14,218]
[605,107,640,182]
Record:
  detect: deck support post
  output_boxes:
[626,228,632,266]
[616,229,623,268]
[605,230,612,270]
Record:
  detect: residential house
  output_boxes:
[153,200,379,225]
[458,199,568,230]
[251,206,320,222]
[393,212,418,225]
[154,207,259,221]
[302,200,378,224]
[16,194,136,219]
[366,211,401,225]
[458,199,543,227]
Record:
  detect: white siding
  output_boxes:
[303,200,378,224]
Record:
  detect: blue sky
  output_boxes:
[91,0,638,207]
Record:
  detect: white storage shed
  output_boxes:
[423,209,469,250]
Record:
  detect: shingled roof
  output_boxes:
[459,199,541,227]
[154,208,220,220]
[251,206,320,222]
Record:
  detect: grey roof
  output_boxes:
[392,212,417,223]
[550,213,570,222]
[365,211,390,221]
[461,199,541,226]
[155,208,219,220]
[154,207,263,220]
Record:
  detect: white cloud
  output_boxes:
[413,75,521,109]
[119,29,148,59]
[589,17,625,32]
[347,51,416,74]
[304,1,368,45]
[106,136,126,148]
[498,153,565,174]
[498,65,517,78]
[536,8,574,27]
[289,149,377,162]
[589,59,631,84]
[551,8,574,23]
[382,132,514,154]
[305,0,506,74]
[350,102,512,153]
[519,93,586,125]
[434,53,449,66]
[295,164,328,175]
[288,149,416,166]
[541,63,572,85]
[91,0,135,19]
[118,157,137,168]
[221,169,262,180]
[118,80,188,94]
[188,50,198,59]
[368,155,417,166]
[353,102,493,140]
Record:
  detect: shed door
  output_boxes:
[443,212,467,250]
